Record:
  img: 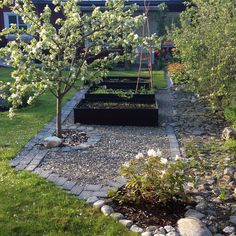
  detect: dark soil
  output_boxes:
[79,101,155,109]
[61,129,88,146]
[111,188,196,228]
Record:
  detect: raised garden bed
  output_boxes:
[74,94,158,126]
[98,81,150,90]
[85,92,155,103]
[104,75,150,82]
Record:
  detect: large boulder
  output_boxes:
[222,127,236,140]
[43,136,63,148]
[177,218,212,236]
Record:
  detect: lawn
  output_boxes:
[109,70,167,89]
[0,67,135,236]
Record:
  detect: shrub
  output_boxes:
[168,63,188,85]
[112,149,193,204]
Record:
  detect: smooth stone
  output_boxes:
[146,226,158,232]
[195,202,207,212]
[164,225,175,232]
[130,224,144,233]
[155,227,166,234]
[142,232,153,236]
[101,205,114,216]
[86,196,98,204]
[177,218,213,236]
[119,219,133,228]
[166,232,179,236]
[185,209,206,220]
[154,234,165,236]
[43,136,62,148]
[230,216,236,225]
[93,200,105,209]
[223,226,235,234]
[110,212,124,220]
[224,167,236,177]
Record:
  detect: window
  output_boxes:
[3,12,29,29]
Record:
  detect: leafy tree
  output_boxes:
[172,0,236,112]
[0,0,157,137]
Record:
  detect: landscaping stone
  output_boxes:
[185,209,206,220]
[230,216,236,225]
[70,185,84,196]
[62,180,77,190]
[153,234,165,236]
[224,167,236,177]
[222,127,236,140]
[146,226,158,232]
[93,200,105,209]
[110,212,124,220]
[84,184,102,191]
[78,190,93,200]
[86,196,99,204]
[166,232,179,236]
[130,224,144,233]
[164,225,175,232]
[155,227,166,234]
[43,136,62,148]
[119,219,133,228]
[101,205,114,216]
[177,218,212,236]
[223,226,235,234]
[141,232,153,236]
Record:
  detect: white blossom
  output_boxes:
[135,152,144,160]
[160,158,168,164]
[123,161,130,168]
[175,155,181,161]
[147,149,157,157]
[156,148,162,156]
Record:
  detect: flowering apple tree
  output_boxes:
[0,0,155,137]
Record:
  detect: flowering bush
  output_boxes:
[168,63,188,85]
[112,149,193,204]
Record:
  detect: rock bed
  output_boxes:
[39,124,170,185]
[170,88,236,235]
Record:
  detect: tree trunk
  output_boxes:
[56,95,62,138]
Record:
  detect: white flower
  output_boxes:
[123,161,130,168]
[135,152,144,160]
[160,158,168,164]
[156,148,162,156]
[7,82,10,86]
[161,169,166,178]
[147,149,157,157]
[27,96,33,105]
[175,155,181,161]
[10,93,18,99]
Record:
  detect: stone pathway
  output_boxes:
[9,79,185,235]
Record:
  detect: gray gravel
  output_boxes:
[39,124,170,185]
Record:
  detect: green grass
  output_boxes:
[109,70,167,89]
[0,68,135,236]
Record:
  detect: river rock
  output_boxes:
[222,127,236,140]
[177,218,212,236]
[230,215,236,225]
[43,136,62,148]
[101,205,114,216]
[185,209,206,220]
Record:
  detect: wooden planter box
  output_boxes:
[74,94,158,126]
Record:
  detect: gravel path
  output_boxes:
[40,123,170,185]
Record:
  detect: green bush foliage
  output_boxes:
[172,0,236,111]
[111,150,194,204]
